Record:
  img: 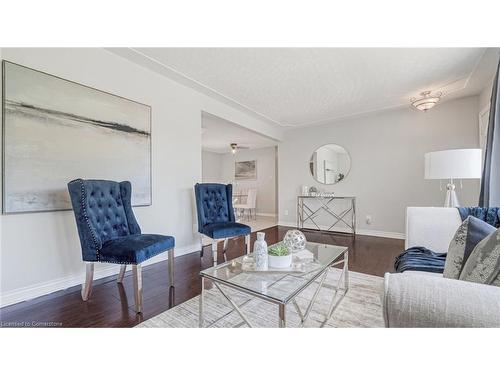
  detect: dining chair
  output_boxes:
[67,179,175,313]
[194,183,251,266]
[234,188,258,220]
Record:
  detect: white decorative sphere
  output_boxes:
[283,230,307,252]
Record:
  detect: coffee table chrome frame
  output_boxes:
[199,251,348,328]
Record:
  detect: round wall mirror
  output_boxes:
[309,144,351,184]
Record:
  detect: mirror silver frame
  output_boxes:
[309,143,351,185]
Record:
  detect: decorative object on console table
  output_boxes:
[297,195,356,235]
[2,61,151,213]
[424,149,482,207]
[309,186,318,195]
[315,192,335,197]
[301,185,309,196]
[67,179,175,314]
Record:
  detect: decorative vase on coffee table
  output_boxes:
[283,229,307,253]
[253,232,268,271]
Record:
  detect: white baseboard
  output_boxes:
[277,221,405,240]
[354,229,405,240]
[0,243,200,308]
[256,212,277,218]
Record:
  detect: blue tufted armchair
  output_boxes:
[194,183,251,266]
[68,179,175,313]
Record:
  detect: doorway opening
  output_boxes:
[201,112,279,233]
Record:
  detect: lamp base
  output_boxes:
[444,182,459,207]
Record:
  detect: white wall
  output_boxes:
[202,151,223,183]
[219,147,277,216]
[0,48,283,306]
[478,83,492,152]
[479,82,493,112]
[278,96,481,237]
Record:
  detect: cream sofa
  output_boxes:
[382,207,500,327]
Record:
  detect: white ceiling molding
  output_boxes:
[108,48,499,129]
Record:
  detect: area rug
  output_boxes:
[137,269,385,328]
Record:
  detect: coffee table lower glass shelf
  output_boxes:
[199,241,349,328]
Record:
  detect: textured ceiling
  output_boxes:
[201,112,277,153]
[112,48,498,127]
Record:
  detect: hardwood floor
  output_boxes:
[0,226,404,328]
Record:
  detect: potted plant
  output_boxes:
[268,244,292,269]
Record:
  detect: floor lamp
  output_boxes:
[425,149,482,207]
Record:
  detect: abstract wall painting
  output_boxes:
[2,61,152,213]
[235,160,257,180]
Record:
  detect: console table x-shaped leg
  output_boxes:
[297,196,356,235]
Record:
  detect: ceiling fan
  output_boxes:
[230,143,249,154]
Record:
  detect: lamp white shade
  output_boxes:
[424,149,482,180]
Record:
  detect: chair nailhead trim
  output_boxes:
[79,180,101,261]
[98,259,136,265]
[98,246,175,265]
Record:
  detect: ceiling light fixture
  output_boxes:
[230,143,249,154]
[410,91,442,112]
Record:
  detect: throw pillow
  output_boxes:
[459,228,500,286]
[443,216,496,279]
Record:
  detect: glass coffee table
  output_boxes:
[199,241,349,328]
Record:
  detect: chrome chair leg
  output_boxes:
[82,262,94,301]
[245,234,251,254]
[212,240,218,267]
[199,234,204,258]
[117,265,126,283]
[132,264,143,313]
[168,248,175,288]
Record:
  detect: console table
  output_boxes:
[297,195,356,235]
